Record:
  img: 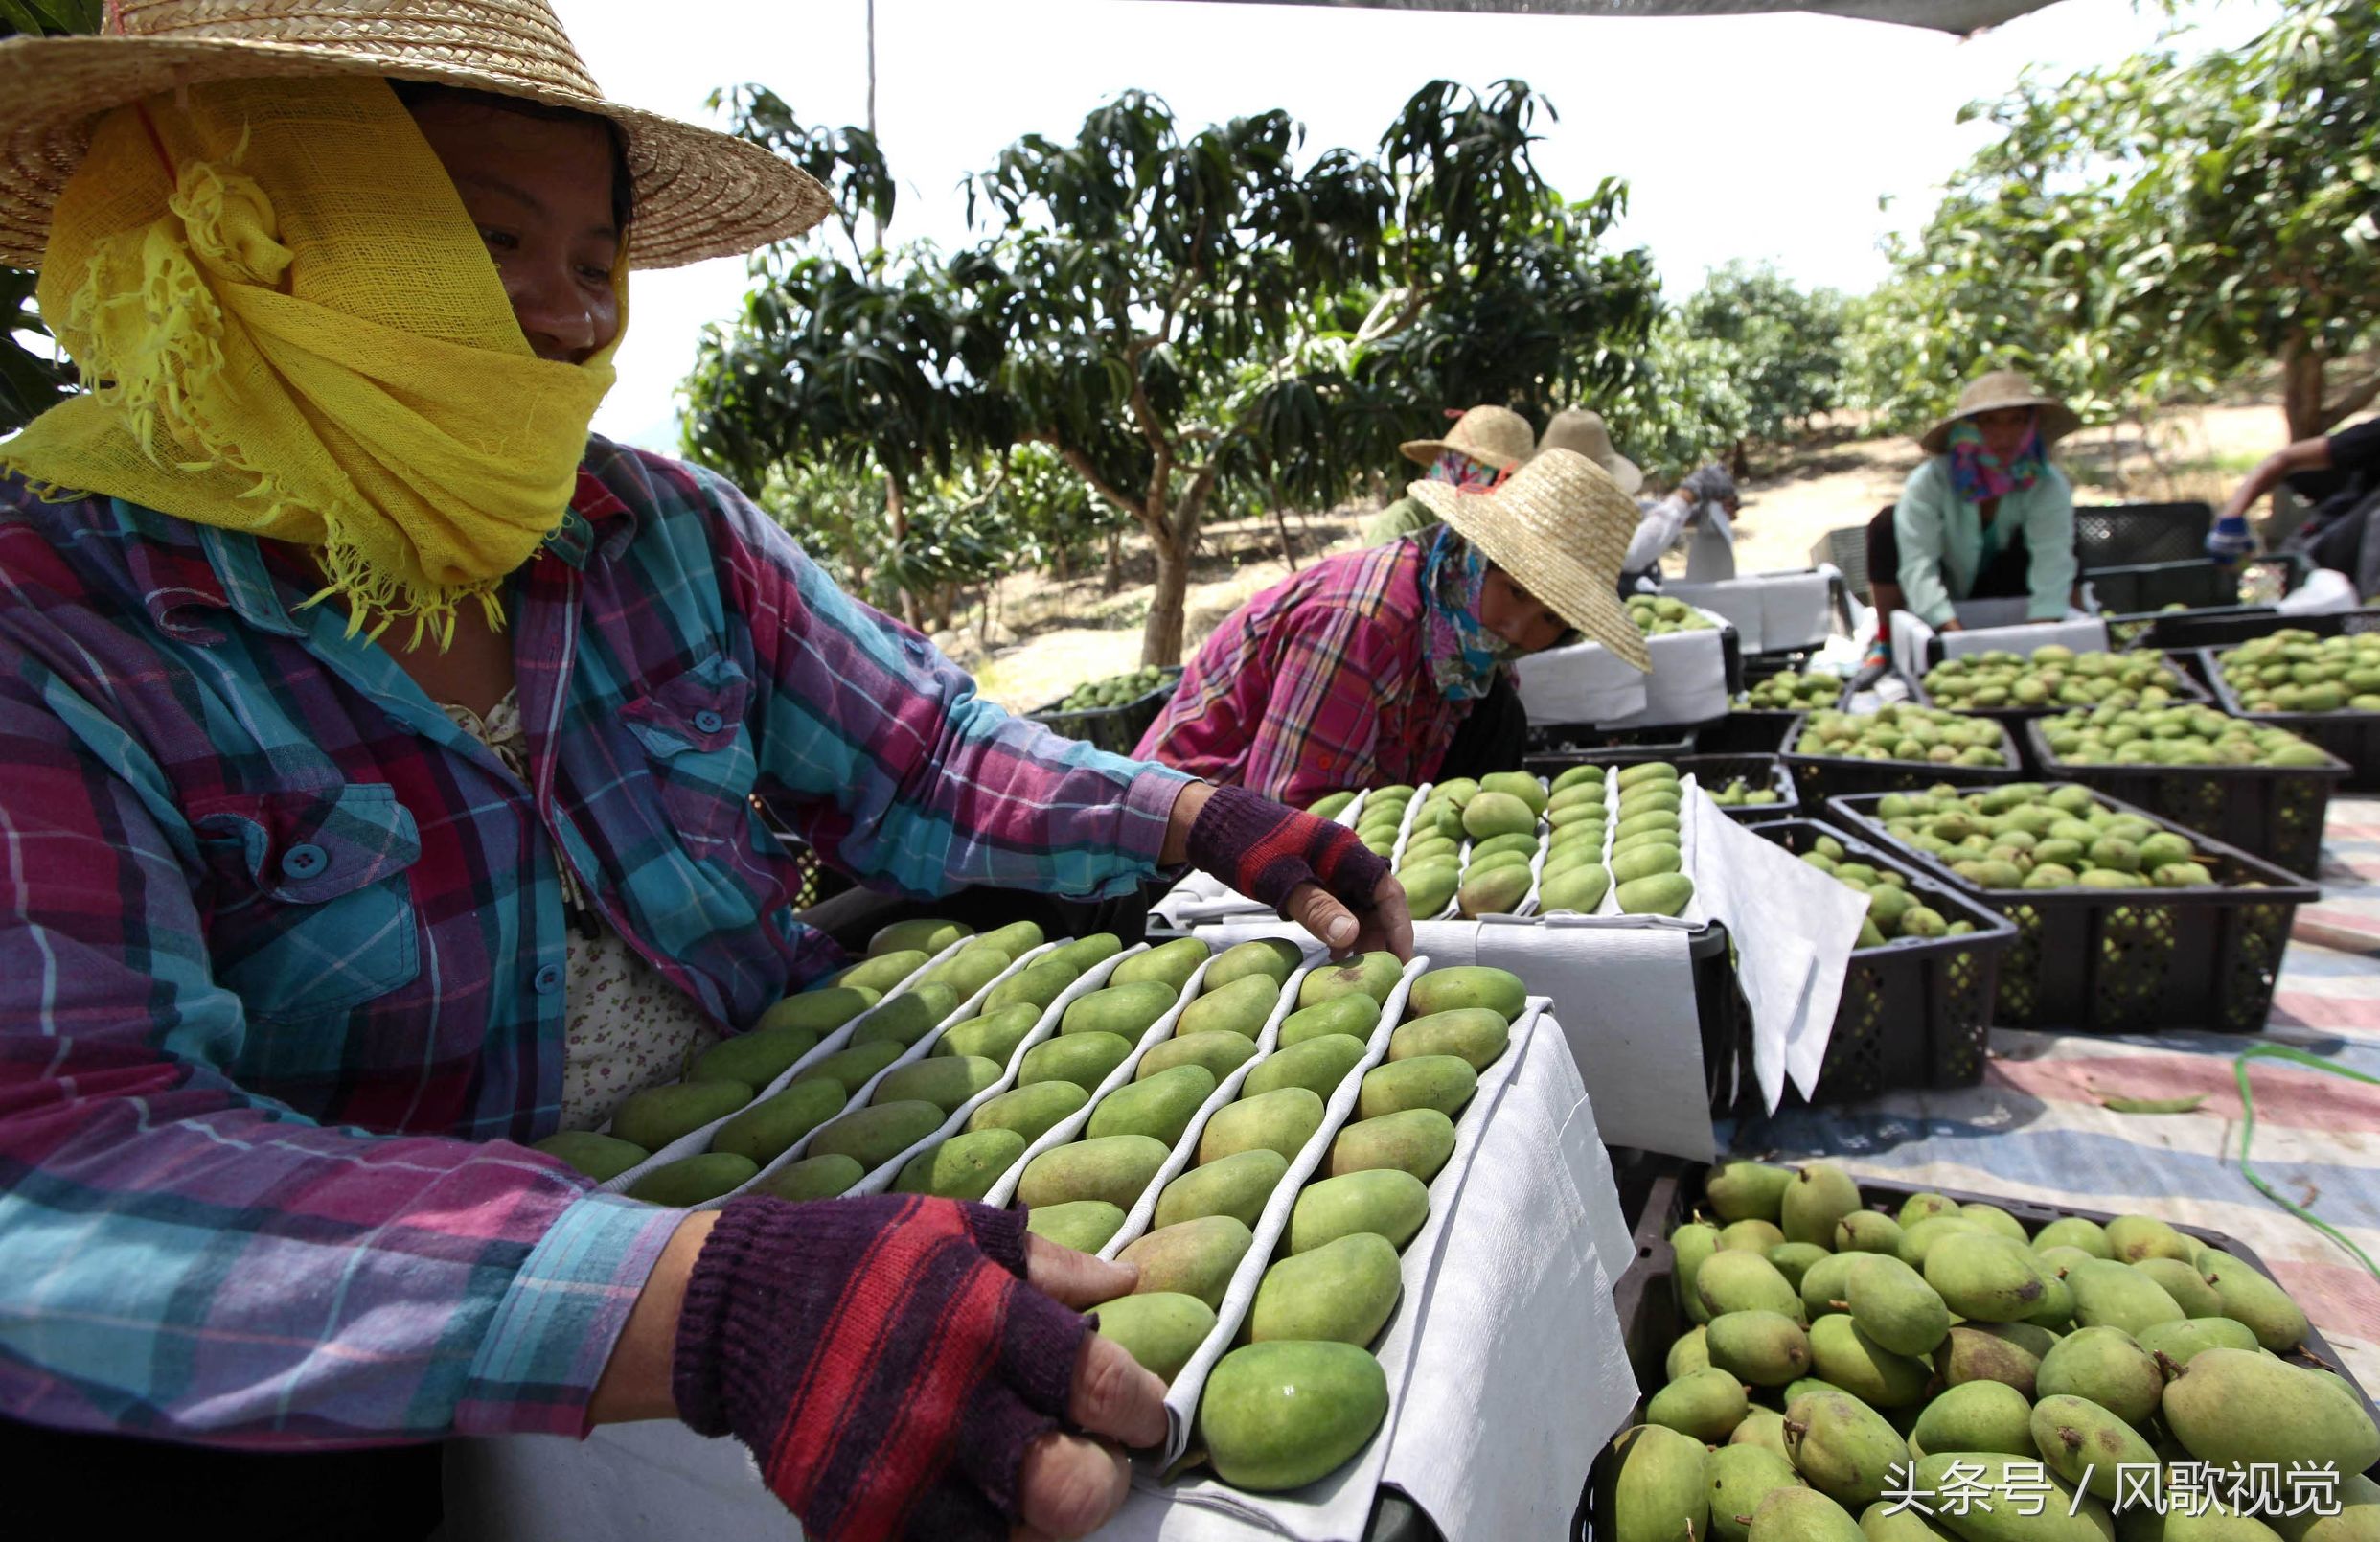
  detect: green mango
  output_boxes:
[1748,1485,1863,1542]
[808,1099,945,1171]
[2031,1216,2113,1258]
[2270,1472,2379,1542]
[2163,1347,2380,1473]
[1177,974,1283,1039]
[693,1026,820,1089]
[1722,1219,1788,1254]
[1093,1291,1216,1383]
[533,1130,649,1182]
[1479,770,1549,813]
[1199,1340,1388,1492]
[1288,1167,1430,1255]
[1202,938,1304,992]
[1958,1203,2029,1245]
[918,945,1009,1002]
[1470,831,1544,863]
[753,984,878,1036]
[1617,761,1681,790]
[931,1002,1041,1066]
[1618,873,1696,916]
[1604,1423,1712,1542]
[1706,1309,1814,1387]
[1017,1030,1132,1092]
[1296,952,1403,1009]
[793,1040,904,1094]
[1401,863,1460,917]
[1116,1214,1255,1308]
[1087,1063,1215,1145]
[752,1152,862,1202]
[709,1077,849,1164]
[964,1079,1087,1144]
[1781,1162,1864,1249]
[1617,810,1682,842]
[1199,1086,1325,1165]
[1845,1254,1949,1356]
[1275,989,1389,1047]
[1897,1191,1961,1227]
[1799,1252,1861,1321]
[611,1078,753,1151]
[1935,1323,2051,1398]
[1326,1107,1455,1184]
[2135,1315,2258,1366]
[2132,1256,2222,1318]
[1247,1231,1402,1346]
[1708,1445,1805,1542]
[2103,1212,2194,1263]
[966,920,1045,959]
[850,985,963,1048]
[893,1128,1028,1201]
[2065,1257,2184,1336]
[866,917,972,956]
[1648,1366,1750,1442]
[1807,1313,1930,1408]
[1549,764,1607,794]
[1783,1389,1909,1508]
[838,948,930,995]
[2031,1394,2157,1504]
[1462,790,1538,840]
[1135,1029,1259,1084]
[1540,863,1613,913]
[1388,1006,1511,1070]
[1047,932,1124,973]
[1733,1411,1794,1461]
[1110,936,1209,995]
[628,1152,759,1205]
[1016,1132,1171,1210]
[1153,1147,1288,1231]
[1908,1455,2112,1542]
[1910,1380,2035,1459]
[1612,842,1683,883]
[1613,828,1682,856]
[1024,1198,1126,1254]
[983,955,1081,1014]
[1767,1243,1832,1293]
[1676,1221,1721,1324]
[1457,863,1532,918]
[1060,980,1179,1041]
[2035,1324,2162,1424]
[1707,1162,1795,1223]
[2196,1248,2309,1350]
[1358,1054,1476,1120]
[1242,1033,1367,1101]
[1924,1231,2049,1322]
[1699,1249,1804,1321]
[871,1054,1002,1115]
[1895,1215,1980,1269]
[1834,1212,1905,1255]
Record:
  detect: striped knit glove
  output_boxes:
[1187,784,1389,920]
[674,1193,1086,1542]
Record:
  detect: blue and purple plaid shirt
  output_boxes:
[0,437,1185,1447]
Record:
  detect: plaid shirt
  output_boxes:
[0,438,1184,1447]
[1134,541,1468,807]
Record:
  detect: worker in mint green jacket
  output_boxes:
[1867,370,2081,637]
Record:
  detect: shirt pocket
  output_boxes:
[620,651,759,852]
[191,781,424,1026]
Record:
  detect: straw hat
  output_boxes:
[1407,448,1650,672]
[0,0,831,270]
[1536,407,1643,495]
[1399,404,1535,472]
[1918,369,2082,455]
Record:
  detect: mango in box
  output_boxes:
[1407,965,1525,1022]
[611,1078,753,1150]
[1457,863,1531,918]
[1199,1086,1325,1165]
[1016,1133,1171,1210]
[1288,1167,1430,1254]
[1618,873,1695,916]
[1046,932,1123,974]
[1540,863,1612,915]
[837,948,929,995]
[1241,1033,1367,1101]
[1117,1214,1254,1308]
[932,1001,1041,1065]
[918,945,1008,1001]
[1136,1029,1258,1083]
[1327,1107,1455,1183]
[1202,937,1303,991]
[1199,1340,1389,1493]
[1601,1423,1709,1542]
[849,983,961,1048]
[1297,952,1402,1009]
[1176,974,1279,1039]
[1153,1147,1286,1230]
[1247,1231,1402,1346]
[629,1152,759,1206]
[795,1039,904,1093]
[1389,1007,1508,1070]
[754,983,877,1037]
[1276,993,1379,1047]
[809,1100,944,1170]
[1359,1054,1476,1120]
[1461,790,1538,840]
[1060,979,1177,1040]
[966,919,1044,959]
[1110,936,1208,995]
[893,1128,1026,1201]
[692,1025,818,1090]
[710,1077,848,1164]
[1306,790,1357,818]
[755,1152,863,1202]
[871,1054,1002,1115]
[865,916,972,957]
[1087,1063,1214,1144]
[533,1130,648,1182]
[1025,1198,1126,1253]
[1093,1291,1216,1383]
[1018,1030,1132,1092]
[1400,863,1459,917]
[983,955,1080,1013]
[965,1080,1087,1144]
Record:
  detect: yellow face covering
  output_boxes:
[0,76,623,644]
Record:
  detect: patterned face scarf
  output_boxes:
[1945,419,2044,503]
[0,77,622,647]
[1429,449,1503,491]
[1420,523,1521,701]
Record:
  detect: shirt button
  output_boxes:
[693,709,725,734]
[533,962,564,996]
[281,842,328,879]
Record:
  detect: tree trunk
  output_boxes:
[885,473,921,630]
[1729,438,1751,480]
[1273,504,1300,572]
[1053,543,1070,584]
[2282,336,2328,442]
[1103,529,1124,592]
[1143,533,1190,666]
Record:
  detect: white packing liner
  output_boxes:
[1666,569,1833,655]
[1136,955,1431,1463]
[592,932,980,1195]
[1889,607,2110,680]
[1511,606,1732,728]
[980,949,1286,1213]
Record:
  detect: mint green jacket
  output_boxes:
[1892,453,2077,626]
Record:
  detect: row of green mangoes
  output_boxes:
[1742,673,1847,713]
[1862,784,2230,891]
[1527,762,1699,917]
[2035,702,2337,769]
[1794,706,2011,769]
[1059,664,1172,712]
[1393,771,1570,917]
[1076,964,1529,1495]
[1922,647,2194,712]
[2218,632,2380,715]
[1631,594,1719,635]
[1794,833,1975,946]
[1606,1158,2379,1542]
[1707,775,1786,809]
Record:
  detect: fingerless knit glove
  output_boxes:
[1186,784,1389,921]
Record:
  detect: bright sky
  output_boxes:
[559,0,2280,450]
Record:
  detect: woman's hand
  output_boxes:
[1165,783,1411,959]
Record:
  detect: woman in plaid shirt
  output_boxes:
[0,6,1405,1540]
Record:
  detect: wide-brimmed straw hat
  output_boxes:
[1536,406,1643,495]
[1407,448,1650,672]
[1400,404,1535,472]
[1918,369,2082,455]
[0,0,831,270]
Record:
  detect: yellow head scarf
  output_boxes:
[0,76,622,644]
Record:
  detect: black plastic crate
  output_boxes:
[1828,787,2320,1033]
[2082,557,2236,615]
[2022,719,2348,879]
[2074,500,2213,567]
[1689,920,1752,1120]
[1777,711,2025,802]
[1747,819,2016,1101]
[1525,724,1706,771]
[1674,752,1799,821]
[1905,654,2211,725]
[1024,666,1182,755]
[1572,1160,2380,1541]
[2199,644,2380,793]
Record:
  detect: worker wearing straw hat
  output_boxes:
[1357,403,1536,544]
[0,5,1412,1536]
[1139,449,1647,807]
[1861,369,2081,660]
